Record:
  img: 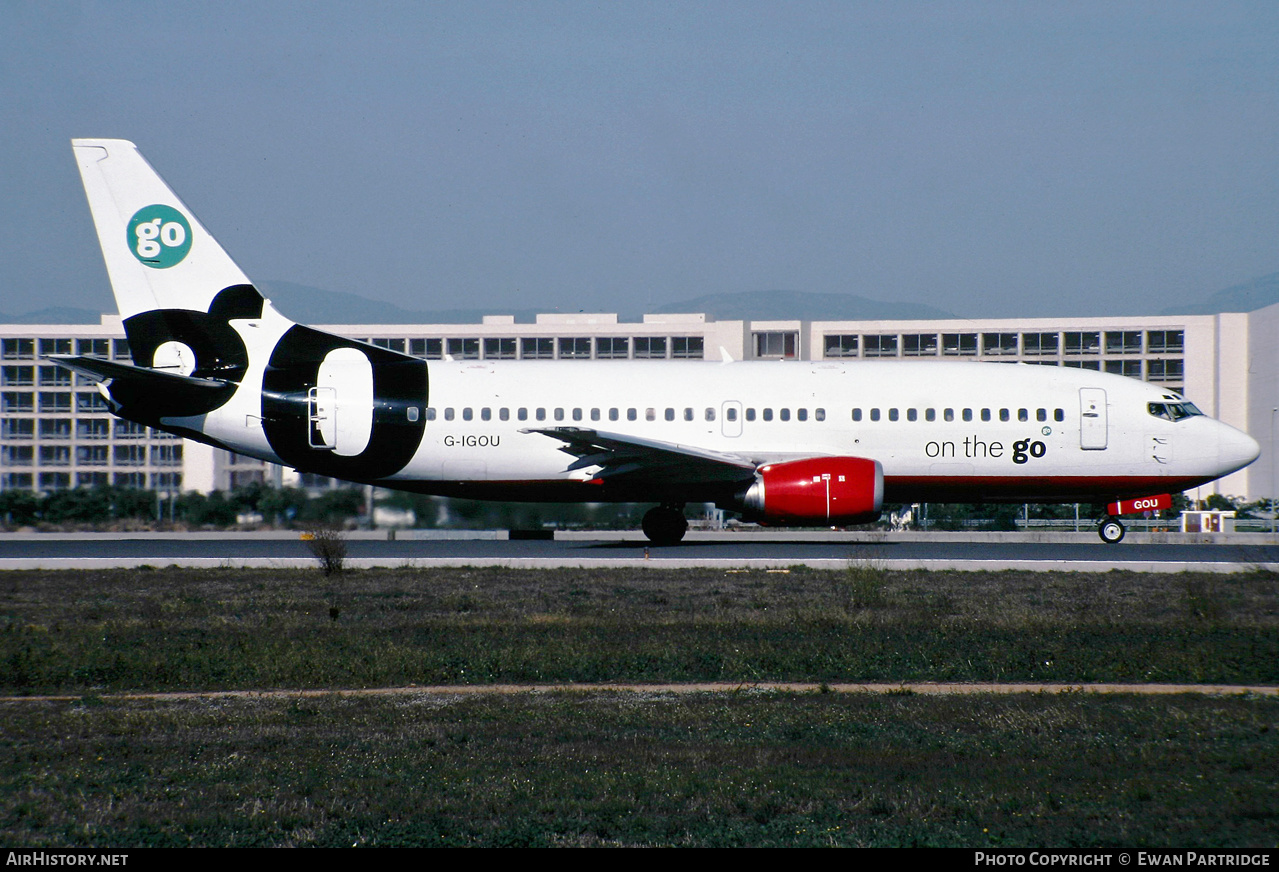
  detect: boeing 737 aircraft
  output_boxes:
[59,139,1261,544]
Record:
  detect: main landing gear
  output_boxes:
[642,504,688,546]
[1098,517,1126,544]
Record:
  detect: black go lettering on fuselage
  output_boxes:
[261,324,429,480]
[1012,438,1047,464]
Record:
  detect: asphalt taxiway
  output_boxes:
[1,530,1275,572]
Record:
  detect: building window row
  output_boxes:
[2,444,182,467]
[0,419,176,441]
[0,471,182,491]
[0,391,111,413]
[362,335,705,361]
[823,330,1183,359]
[2,338,130,361]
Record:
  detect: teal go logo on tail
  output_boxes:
[127,205,192,269]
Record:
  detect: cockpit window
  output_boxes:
[1148,401,1205,421]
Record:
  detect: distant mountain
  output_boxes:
[260,283,957,324]
[256,280,549,324]
[649,290,956,321]
[1161,272,1279,316]
[17,273,1277,328]
[0,306,105,324]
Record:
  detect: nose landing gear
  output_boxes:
[642,504,688,546]
[1098,517,1126,544]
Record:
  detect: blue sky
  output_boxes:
[2,1,1276,318]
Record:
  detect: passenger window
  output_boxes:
[999,409,1009,422]
[590,408,600,421]
[962,408,972,422]
[1054,408,1064,422]
[627,408,637,421]
[609,408,619,421]
[888,408,898,422]
[499,408,509,421]
[554,408,564,421]
[684,408,694,421]
[646,408,655,421]
[517,408,528,421]
[665,408,675,421]
[536,408,546,421]
[981,409,991,422]
[815,408,825,421]
[944,408,954,422]
[1018,409,1028,422]
[705,408,716,421]
[870,408,880,422]
[480,408,491,421]
[1037,409,1047,422]
[445,408,455,421]
[746,408,756,422]
[426,407,437,421]
[796,409,807,422]
[780,409,790,422]
[463,408,474,421]
[925,409,935,422]
[852,408,862,422]
[763,409,774,421]
[726,407,737,421]
[572,408,582,421]
[907,409,917,422]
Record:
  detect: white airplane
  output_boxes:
[60,139,1260,545]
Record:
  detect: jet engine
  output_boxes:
[736,457,883,526]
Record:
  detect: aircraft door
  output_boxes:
[722,401,743,437]
[1079,388,1108,450]
[308,387,336,450]
[312,347,375,456]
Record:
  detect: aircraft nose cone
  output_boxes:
[1219,425,1261,473]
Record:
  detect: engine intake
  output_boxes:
[738,457,883,526]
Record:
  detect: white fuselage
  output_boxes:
[294,356,1256,504]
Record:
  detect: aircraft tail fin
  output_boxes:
[72,139,258,322]
[71,138,300,383]
[69,139,429,482]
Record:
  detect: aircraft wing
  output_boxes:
[522,426,758,487]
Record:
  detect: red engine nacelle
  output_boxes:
[738,456,883,526]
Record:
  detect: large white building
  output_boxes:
[3,302,1276,502]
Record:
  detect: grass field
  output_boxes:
[2,566,1277,847]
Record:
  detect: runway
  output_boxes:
[1,530,1276,572]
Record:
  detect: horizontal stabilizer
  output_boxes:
[48,355,236,420]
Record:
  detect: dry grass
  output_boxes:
[2,566,1277,847]
[2,690,1275,847]
[1,566,1277,693]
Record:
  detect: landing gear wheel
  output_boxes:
[1098,517,1126,544]
[642,506,688,546]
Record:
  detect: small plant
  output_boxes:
[302,527,348,620]
[302,527,348,577]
